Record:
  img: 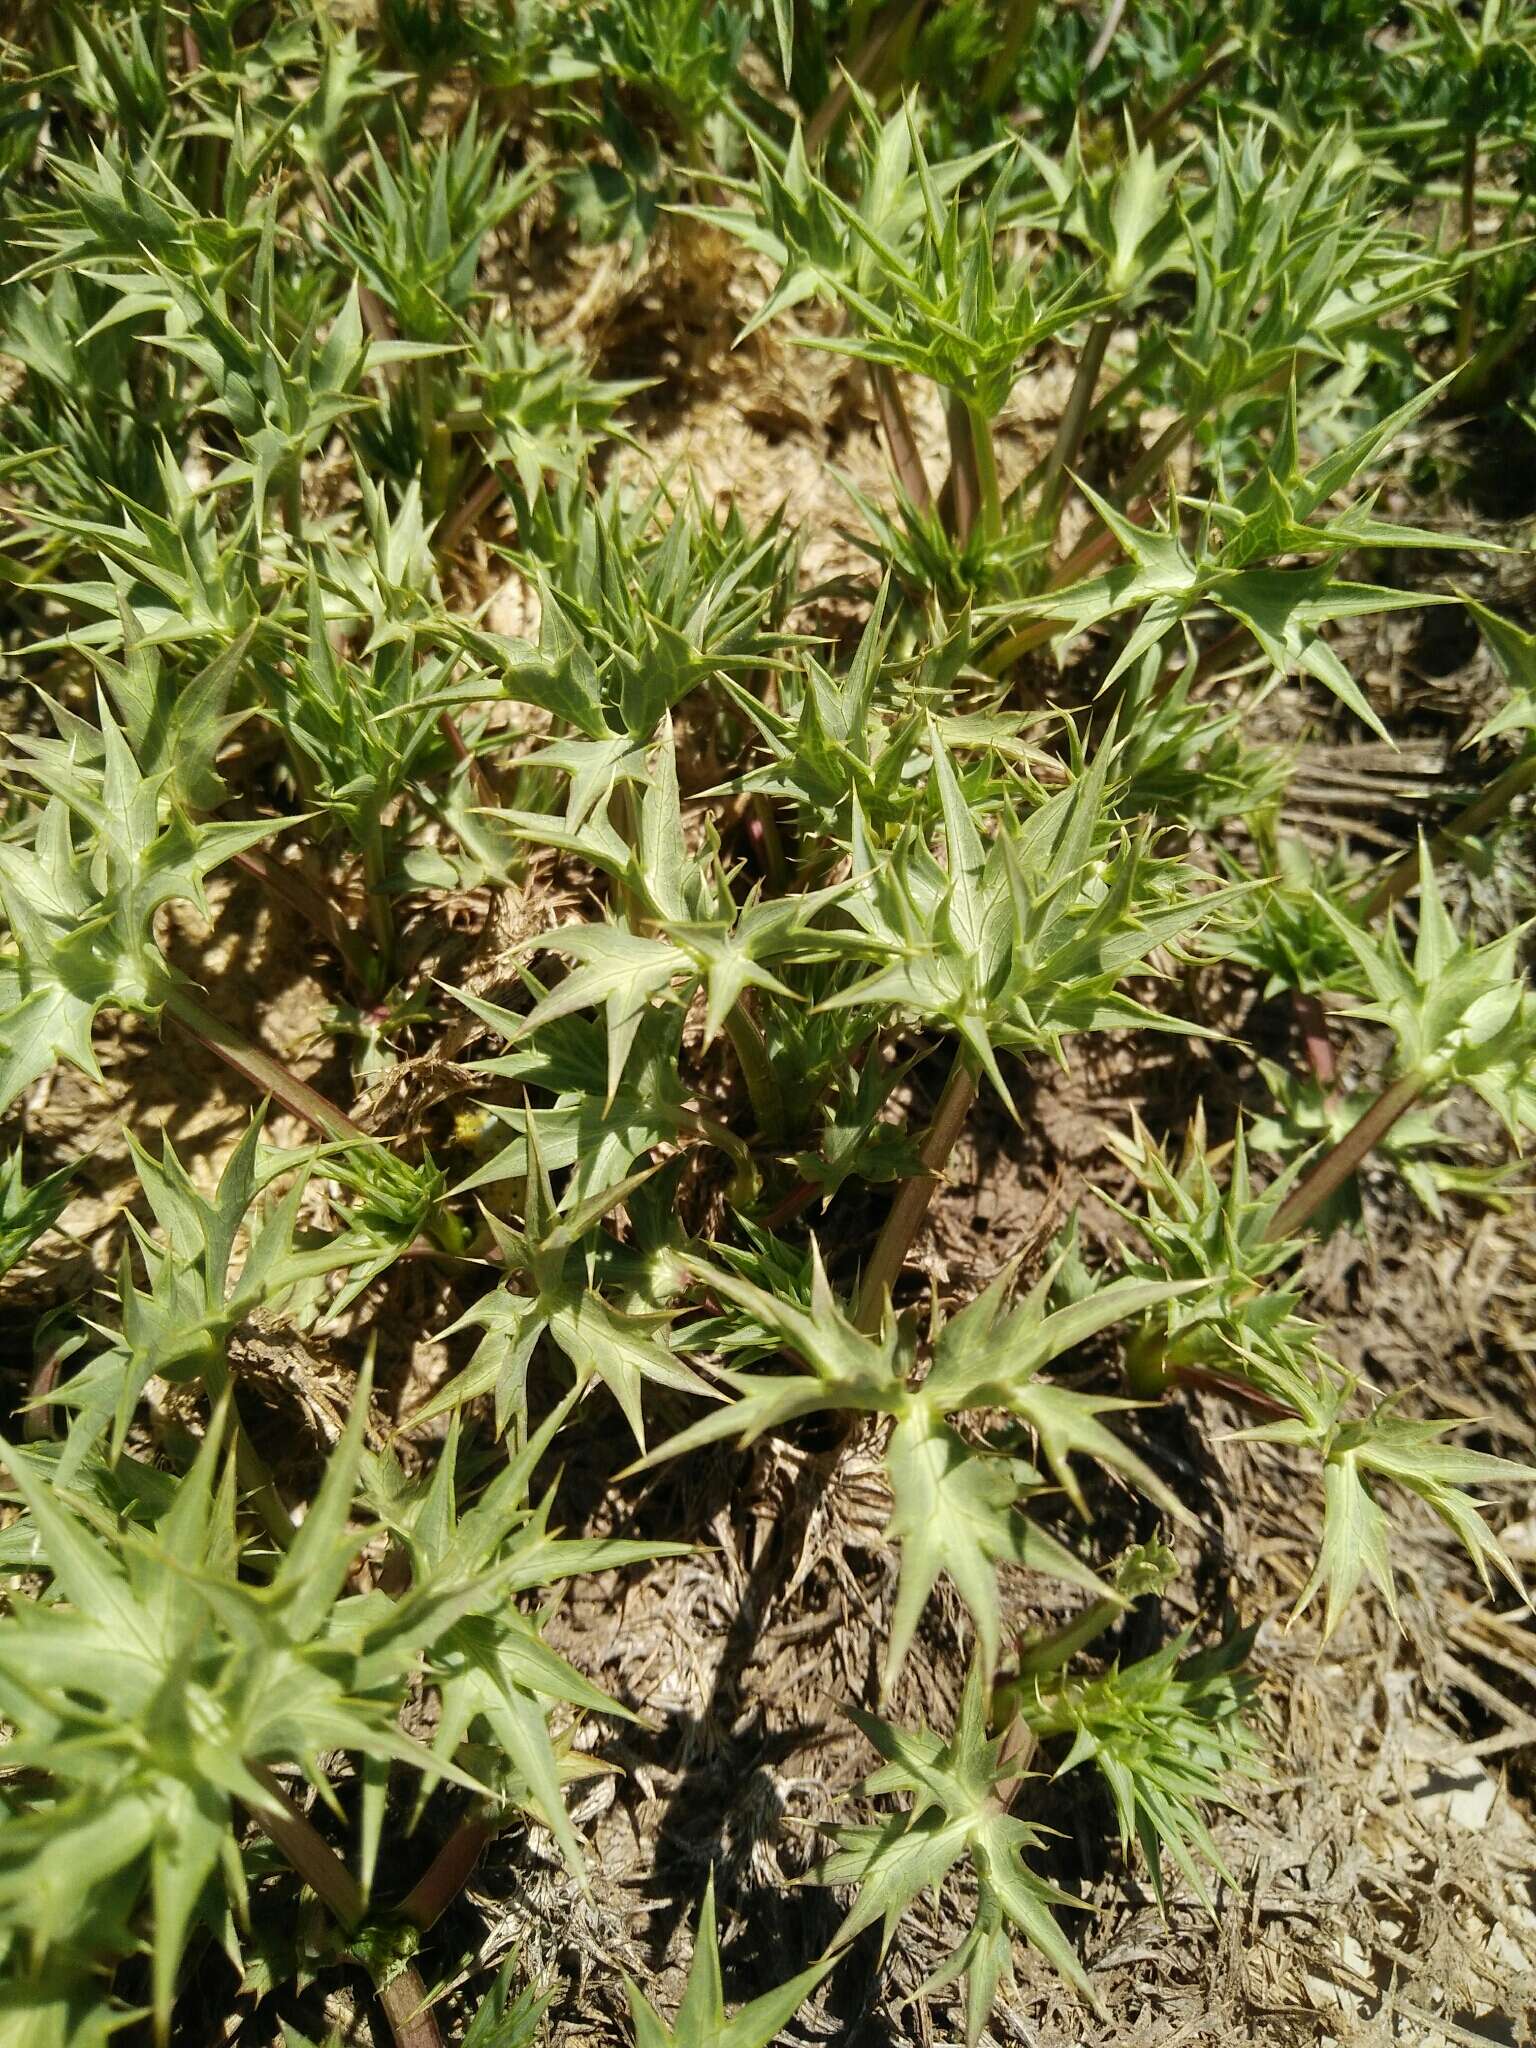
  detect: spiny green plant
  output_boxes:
[1269,841,1536,1238]
[637,1244,1196,1678]
[1080,1109,1318,1400]
[994,1543,1260,1914]
[0,1379,483,2045]
[2,4,1535,2043]
[620,1872,829,2048]
[817,1660,1105,2038]
[0,1148,72,1283]
[400,1112,712,1449]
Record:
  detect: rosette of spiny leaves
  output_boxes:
[183,13,384,181]
[85,1116,323,1467]
[457,319,648,500]
[403,1110,713,1449]
[25,131,265,299]
[822,729,1225,1115]
[1208,833,1371,1000]
[1111,643,1293,834]
[817,1661,1103,2037]
[1162,127,1445,419]
[803,113,1092,421]
[0,1381,489,2043]
[1016,119,1189,310]
[460,473,798,813]
[0,270,183,556]
[725,590,1011,845]
[364,1394,688,1881]
[274,566,473,973]
[72,613,253,817]
[640,1241,1197,1679]
[43,1114,446,1481]
[322,106,537,347]
[481,727,852,1127]
[149,254,440,537]
[837,459,1053,614]
[1320,840,1536,1140]
[0,702,279,1114]
[574,0,747,156]
[450,991,740,1213]
[1004,384,1463,739]
[28,442,266,663]
[1088,1109,1319,1398]
[687,94,1003,340]
[1235,1372,1536,1638]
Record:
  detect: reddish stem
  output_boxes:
[438,708,497,806]
[805,0,930,153]
[855,1049,976,1331]
[233,848,374,992]
[870,365,934,514]
[1360,752,1536,922]
[244,1769,443,2048]
[1265,1071,1426,1242]
[163,985,365,1143]
[1292,990,1336,1091]
[398,1807,499,1933]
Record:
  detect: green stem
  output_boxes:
[163,985,365,1144]
[436,465,505,556]
[968,399,1001,543]
[1038,316,1113,553]
[1005,337,1172,515]
[437,708,496,806]
[201,1354,294,1552]
[284,466,305,543]
[1109,408,1195,505]
[1456,129,1480,363]
[680,1105,759,1190]
[944,395,982,546]
[855,1046,976,1331]
[1264,1071,1427,1243]
[1359,750,1536,922]
[749,796,788,892]
[609,780,648,929]
[998,1593,1122,1702]
[358,813,395,984]
[723,1001,786,1145]
[981,0,1041,107]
